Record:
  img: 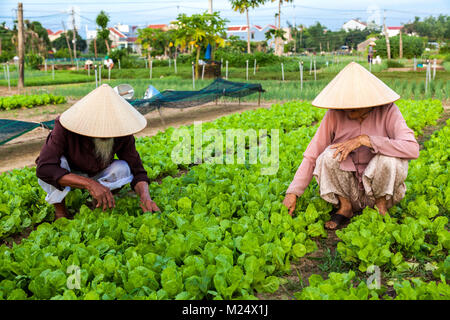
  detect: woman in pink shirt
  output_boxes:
[283,62,419,230]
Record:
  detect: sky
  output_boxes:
[1,0,449,37]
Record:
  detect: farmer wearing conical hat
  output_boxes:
[283,62,419,230]
[36,84,159,219]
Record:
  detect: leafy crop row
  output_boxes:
[0,99,447,300]
[0,94,66,111]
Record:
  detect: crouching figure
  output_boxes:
[283,62,419,230]
[36,84,160,219]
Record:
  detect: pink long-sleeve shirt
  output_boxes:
[286,103,419,196]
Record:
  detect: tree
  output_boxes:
[136,28,166,66]
[96,11,110,54]
[404,15,450,42]
[174,12,228,78]
[230,0,267,54]
[271,0,293,55]
[52,30,86,52]
[89,36,111,55]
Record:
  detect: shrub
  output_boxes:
[375,35,425,59]
[25,53,43,70]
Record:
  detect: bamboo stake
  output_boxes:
[226,60,228,79]
[246,60,248,81]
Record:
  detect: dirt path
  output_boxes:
[0,101,272,173]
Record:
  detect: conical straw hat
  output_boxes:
[60,84,147,137]
[312,62,400,109]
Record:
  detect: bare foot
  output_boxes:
[375,197,388,216]
[54,202,70,220]
[325,197,353,230]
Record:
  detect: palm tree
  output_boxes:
[271,0,293,55]
[230,0,267,54]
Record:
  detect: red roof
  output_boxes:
[109,27,127,38]
[267,24,277,29]
[254,25,262,31]
[148,24,167,29]
[53,30,63,36]
[127,37,137,42]
[388,26,403,30]
[47,29,53,35]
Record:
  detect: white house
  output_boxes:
[342,19,367,32]
[386,26,403,37]
[226,24,278,42]
[85,24,140,52]
[47,29,63,42]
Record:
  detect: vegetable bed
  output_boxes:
[0,94,66,111]
[0,99,448,300]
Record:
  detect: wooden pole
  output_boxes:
[71,7,77,60]
[192,62,195,89]
[95,67,98,88]
[399,28,403,59]
[118,59,121,70]
[108,65,111,81]
[314,59,316,81]
[299,61,303,91]
[61,21,73,62]
[6,62,10,91]
[52,63,55,80]
[246,60,248,81]
[150,60,153,79]
[383,11,391,60]
[253,59,256,75]
[157,107,166,126]
[174,58,177,74]
[433,58,436,80]
[17,2,25,90]
[202,63,205,80]
[281,63,284,81]
[226,60,228,79]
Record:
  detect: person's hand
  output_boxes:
[139,194,160,213]
[330,135,371,162]
[283,193,298,216]
[134,181,160,213]
[87,180,115,211]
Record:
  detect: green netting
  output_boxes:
[0,79,263,146]
[128,78,264,114]
[0,119,54,146]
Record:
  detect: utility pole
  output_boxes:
[383,10,391,60]
[17,2,25,90]
[208,0,213,14]
[293,4,296,53]
[62,20,73,62]
[71,7,77,60]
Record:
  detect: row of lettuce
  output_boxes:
[0,99,448,300]
[0,94,66,111]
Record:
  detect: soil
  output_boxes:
[0,101,272,173]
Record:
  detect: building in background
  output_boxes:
[47,29,63,42]
[342,19,367,32]
[386,26,403,37]
[85,23,141,53]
